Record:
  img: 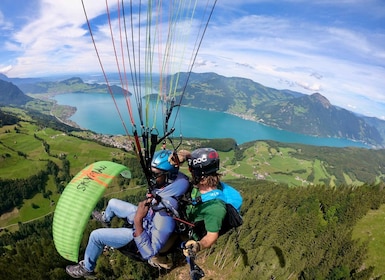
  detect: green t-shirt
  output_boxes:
[186,188,227,239]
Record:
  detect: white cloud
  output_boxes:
[296,81,322,92]
[0,10,13,31]
[192,9,385,118]
[347,104,356,110]
[4,1,107,76]
[0,65,12,74]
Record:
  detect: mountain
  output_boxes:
[0,79,33,106]
[362,116,385,142]
[255,92,383,145]
[0,73,9,81]
[175,72,385,147]
[1,105,385,278]
[179,72,297,112]
[0,73,45,85]
[14,76,130,96]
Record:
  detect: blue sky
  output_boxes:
[0,0,384,120]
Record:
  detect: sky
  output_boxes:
[0,0,384,120]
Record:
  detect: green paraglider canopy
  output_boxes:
[52,161,131,262]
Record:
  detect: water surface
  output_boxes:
[53,93,369,148]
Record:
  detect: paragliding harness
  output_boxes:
[116,192,187,263]
[117,180,188,262]
[116,101,190,264]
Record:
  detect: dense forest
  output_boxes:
[0,179,385,279]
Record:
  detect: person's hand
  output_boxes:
[168,149,191,166]
[134,198,151,222]
[183,240,201,257]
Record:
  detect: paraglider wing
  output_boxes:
[52,161,131,262]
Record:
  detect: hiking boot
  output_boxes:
[148,255,173,270]
[66,260,96,279]
[91,211,110,227]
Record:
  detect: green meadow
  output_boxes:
[0,120,131,230]
[1,122,127,178]
[352,204,385,279]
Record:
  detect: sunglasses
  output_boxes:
[152,171,166,179]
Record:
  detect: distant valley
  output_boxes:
[1,72,385,148]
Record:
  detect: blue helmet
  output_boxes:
[151,150,179,175]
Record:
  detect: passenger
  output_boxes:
[182,147,227,256]
[65,149,190,279]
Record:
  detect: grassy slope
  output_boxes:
[221,141,365,187]
[1,122,49,178]
[0,121,130,230]
[352,204,385,279]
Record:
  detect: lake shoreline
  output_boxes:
[51,92,371,148]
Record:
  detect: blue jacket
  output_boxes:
[134,172,189,259]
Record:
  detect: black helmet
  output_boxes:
[188,148,220,178]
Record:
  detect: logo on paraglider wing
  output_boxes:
[71,164,114,191]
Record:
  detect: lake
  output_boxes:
[53,93,369,148]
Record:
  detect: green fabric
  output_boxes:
[52,161,130,262]
[186,188,227,236]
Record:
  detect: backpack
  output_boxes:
[184,182,243,236]
[215,182,243,234]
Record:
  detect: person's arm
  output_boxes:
[199,201,226,248]
[183,203,225,256]
[133,199,150,237]
[198,231,219,249]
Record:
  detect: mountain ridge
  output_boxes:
[1,72,384,147]
[0,79,33,106]
[5,76,130,96]
[174,72,385,147]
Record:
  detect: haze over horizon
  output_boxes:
[0,0,384,120]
